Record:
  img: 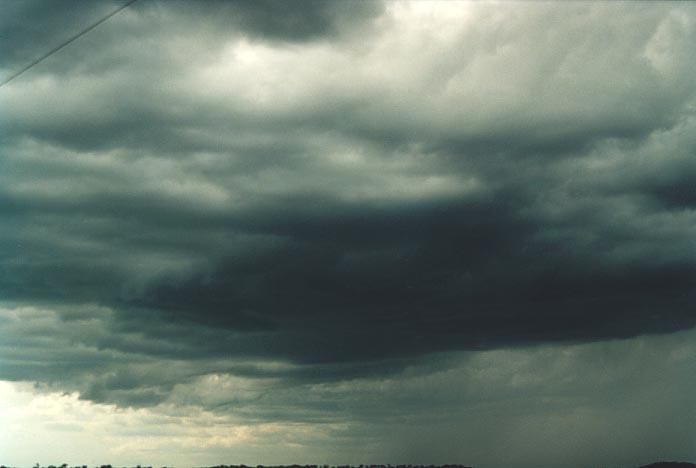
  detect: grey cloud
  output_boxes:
[1,0,383,89]
[0,0,113,70]
[4,300,695,468]
[5,3,694,157]
[1,2,696,445]
[169,0,385,43]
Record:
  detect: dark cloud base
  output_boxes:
[1,0,696,414]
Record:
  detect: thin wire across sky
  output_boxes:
[0,0,139,88]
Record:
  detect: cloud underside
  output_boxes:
[3,328,696,468]
[2,0,696,413]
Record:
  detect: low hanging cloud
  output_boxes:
[3,312,696,468]
[2,2,696,451]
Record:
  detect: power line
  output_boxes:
[0,0,140,88]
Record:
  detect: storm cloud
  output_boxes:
[2,2,696,467]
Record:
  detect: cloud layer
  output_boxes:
[2,1,696,466]
[3,319,696,468]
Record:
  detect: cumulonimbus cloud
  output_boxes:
[1,0,696,408]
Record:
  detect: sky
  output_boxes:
[1,1,696,467]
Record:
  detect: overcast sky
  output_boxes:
[2,1,696,467]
